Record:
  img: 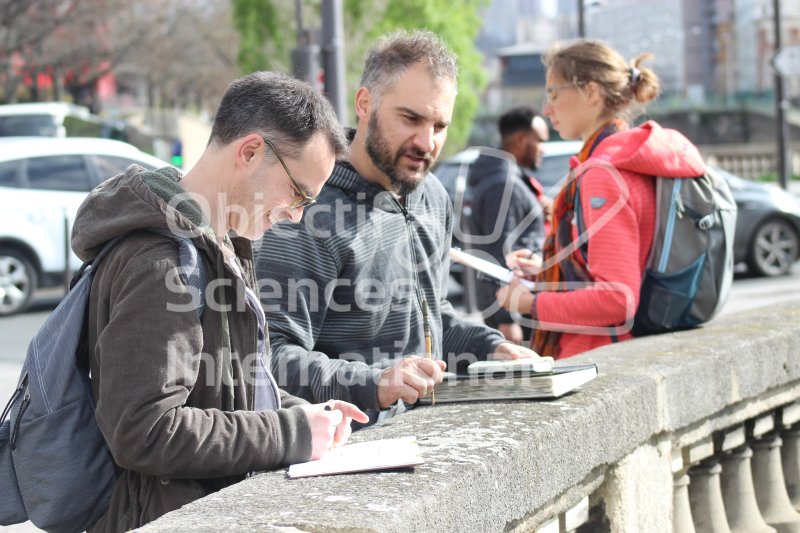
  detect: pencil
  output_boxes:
[422,299,435,405]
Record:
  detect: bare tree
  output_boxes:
[0,0,81,102]
[0,0,239,115]
[118,0,239,112]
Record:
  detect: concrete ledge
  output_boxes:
[142,300,800,532]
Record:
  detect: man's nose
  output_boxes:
[413,126,435,154]
[287,206,303,223]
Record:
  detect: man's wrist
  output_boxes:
[354,367,384,411]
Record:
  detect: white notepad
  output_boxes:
[449,248,536,290]
[287,436,424,479]
[468,357,555,375]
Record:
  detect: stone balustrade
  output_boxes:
[701,143,800,180]
[141,299,800,532]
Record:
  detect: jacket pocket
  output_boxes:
[138,476,208,527]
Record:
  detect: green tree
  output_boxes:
[232,0,293,73]
[361,0,489,155]
[231,0,488,154]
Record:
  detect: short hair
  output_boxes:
[209,71,347,160]
[498,107,539,139]
[359,29,458,100]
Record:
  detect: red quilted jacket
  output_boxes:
[535,121,706,358]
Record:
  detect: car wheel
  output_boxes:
[746,218,800,277]
[0,247,37,316]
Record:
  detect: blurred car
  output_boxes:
[716,168,800,277]
[0,102,127,140]
[0,102,184,166]
[434,142,800,280]
[0,137,171,316]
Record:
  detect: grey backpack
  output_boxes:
[0,230,206,533]
[576,166,737,336]
[632,167,738,334]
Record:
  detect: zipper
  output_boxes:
[393,196,435,357]
[658,181,681,273]
[1,372,27,424]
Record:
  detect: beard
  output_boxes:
[365,111,433,197]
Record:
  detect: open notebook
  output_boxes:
[287,436,424,479]
[418,363,598,404]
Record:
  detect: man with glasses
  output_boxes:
[70,71,368,532]
[257,31,542,422]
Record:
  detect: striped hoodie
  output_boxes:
[256,161,504,411]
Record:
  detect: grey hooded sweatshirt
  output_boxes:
[256,161,505,413]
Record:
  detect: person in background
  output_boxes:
[257,30,540,422]
[496,39,706,358]
[72,71,367,532]
[499,106,552,209]
[464,107,549,344]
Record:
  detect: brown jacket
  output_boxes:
[71,166,312,532]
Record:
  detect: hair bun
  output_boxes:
[630,54,659,104]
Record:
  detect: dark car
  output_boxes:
[434,143,800,278]
[717,168,800,276]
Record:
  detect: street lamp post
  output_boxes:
[321,0,348,125]
[773,0,791,190]
[291,0,321,89]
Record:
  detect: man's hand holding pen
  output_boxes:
[377,356,447,409]
[301,400,369,460]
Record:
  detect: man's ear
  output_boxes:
[354,87,371,122]
[511,131,527,150]
[236,134,264,168]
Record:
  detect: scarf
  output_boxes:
[531,119,627,357]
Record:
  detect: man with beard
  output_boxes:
[464,107,549,344]
[256,30,541,420]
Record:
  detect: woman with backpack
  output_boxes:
[496,38,707,359]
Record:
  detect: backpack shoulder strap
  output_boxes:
[69,234,129,289]
[71,230,207,319]
[146,229,208,320]
[573,178,589,262]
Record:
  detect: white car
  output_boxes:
[0,137,171,315]
[0,102,104,138]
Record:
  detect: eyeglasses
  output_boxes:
[262,136,316,210]
[543,82,585,104]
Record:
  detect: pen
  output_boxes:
[422,299,435,405]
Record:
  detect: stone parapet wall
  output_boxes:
[141,300,800,533]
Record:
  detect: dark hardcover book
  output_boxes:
[417,364,598,404]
